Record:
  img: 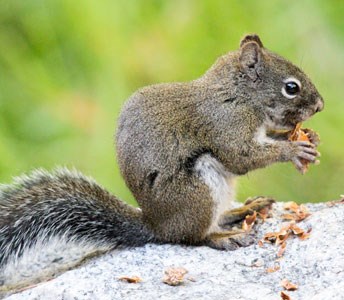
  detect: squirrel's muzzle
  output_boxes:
[314,98,324,113]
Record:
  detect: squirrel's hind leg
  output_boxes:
[146,153,237,244]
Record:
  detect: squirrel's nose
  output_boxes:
[315,98,324,113]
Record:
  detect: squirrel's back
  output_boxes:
[0,168,154,291]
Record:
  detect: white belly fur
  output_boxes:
[195,154,236,235]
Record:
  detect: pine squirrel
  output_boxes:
[0,34,323,293]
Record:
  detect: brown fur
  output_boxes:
[116,34,323,245]
[0,34,324,292]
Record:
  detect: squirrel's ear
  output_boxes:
[239,40,262,81]
[240,34,264,48]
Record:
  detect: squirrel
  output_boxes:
[0,34,323,293]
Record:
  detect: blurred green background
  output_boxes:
[0,0,343,205]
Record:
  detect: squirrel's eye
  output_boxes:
[282,78,301,99]
[285,82,299,95]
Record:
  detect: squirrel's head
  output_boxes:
[237,34,324,130]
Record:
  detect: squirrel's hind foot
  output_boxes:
[205,230,255,251]
[219,196,275,227]
[206,196,275,250]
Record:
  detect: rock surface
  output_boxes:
[4,201,344,300]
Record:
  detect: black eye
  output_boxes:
[282,78,301,99]
[285,81,300,95]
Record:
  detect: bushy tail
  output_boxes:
[0,168,154,291]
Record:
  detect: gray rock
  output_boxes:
[4,202,344,300]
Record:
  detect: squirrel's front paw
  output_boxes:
[283,141,320,174]
[302,129,321,146]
